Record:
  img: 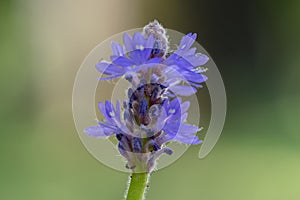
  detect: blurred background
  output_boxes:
[1,0,300,199]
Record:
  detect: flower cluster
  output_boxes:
[85,20,208,172]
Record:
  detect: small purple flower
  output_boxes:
[157,98,202,145]
[85,100,128,137]
[162,33,208,94]
[85,20,208,172]
[96,32,162,80]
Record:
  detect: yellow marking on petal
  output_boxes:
[169,109,175,114]
[136,44,144,50]
[109,111,115,117]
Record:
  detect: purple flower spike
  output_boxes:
[85,20,208,173]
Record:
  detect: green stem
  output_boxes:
[126,173,149,200]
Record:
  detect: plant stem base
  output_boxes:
[126,173,149,200]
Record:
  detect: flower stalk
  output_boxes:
[126,173,149,200]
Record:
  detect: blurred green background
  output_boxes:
[1,0,300,199]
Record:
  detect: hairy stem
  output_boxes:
[126,173,149,200]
